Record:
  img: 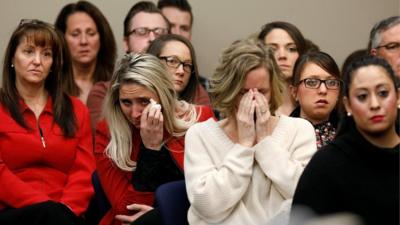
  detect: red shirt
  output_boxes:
[95,105,214,225]
[0,96,95,216]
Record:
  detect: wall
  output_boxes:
[0,0,398,78]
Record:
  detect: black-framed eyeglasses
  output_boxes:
[376,42,400,53]
[299,78,341,90]
[128,27,168,37]
[159,56,193,73]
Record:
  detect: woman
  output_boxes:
[258,21,307,116]
[95,53,214,225]
[290,51,341,149]
[147,34,211,105]
[184,38,317,225]
[0,19,95,225]
[55,0,117,104]
[291,56,400,225]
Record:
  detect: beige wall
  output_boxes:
[0,0,399,78]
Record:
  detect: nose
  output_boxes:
[130,104,144,120]
[369,93,380,110]
[318,81,328,94]
[276,47,287,60]
[175,64,185,76]
[32,52,41,65]
[80,34,88,44]
[148,31,157,42]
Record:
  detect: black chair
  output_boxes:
[155,180,190,225]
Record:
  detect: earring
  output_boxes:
[11,64,14,68]
[398,104,400,109]
[347,112,352,117]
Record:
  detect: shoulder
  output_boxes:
[69,96,89,116]
[187,118,215,136]
[96,119,110,135]
[195,105,215,122]
[89,81,111,96]
[278,115,314,133]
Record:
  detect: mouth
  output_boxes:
[315,99,328,106]
[279,64,290,70]
[371,115,385,123]
[29,69,42,74]
[174,80,183,85]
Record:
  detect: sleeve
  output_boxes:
[184,124,255,223]
[254,118,317,199]
[60,103,96,216]
[87,81,109,132]
[196,105,215,122]
[94,121,153,217]
[0,154,51,208]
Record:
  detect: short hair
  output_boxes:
[210,38,284,118]
[292,51,341,86]
[147,34,199,103]
[157,0,193,26]
[123,1,170,37]
[104,53,197,171]
[368,16,400,50]
[1,19,77,137]
[337,56,399,137]
[54,1,117,83]
[258,21,307,56]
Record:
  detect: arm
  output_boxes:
[254,118,317,199]
[60,103,96,216]
[94,121,153,217]
[184,123,255,223]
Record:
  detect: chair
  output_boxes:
[155,180,190,225]
[90,171,111,223]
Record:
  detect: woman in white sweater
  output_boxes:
[184,38,317,225]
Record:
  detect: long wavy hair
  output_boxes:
[104,53,197,171]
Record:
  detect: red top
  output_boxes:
[95,105,214,225]
[0,96,95,216]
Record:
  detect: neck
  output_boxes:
[220,117,239,142]
[300,110,329,125]
[358,126,400,148]
[73,62,96,82]
[16,80,48,118]
[276,83,296,116]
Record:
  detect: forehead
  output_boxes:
[380,23,400,43]
[119,82,157,98]
[264,28,295,44]
[161,40,190,56]
[130,12,168,29]
[66,12,97,29]
[161,7,191,24]
[243,66,270,89]
[19,31,54,49]
[350,65,393,90]
[301,62,336,79]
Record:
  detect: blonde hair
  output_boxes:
[104,53,197,171]
[209,38,284,118]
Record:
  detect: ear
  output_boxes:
[289,84,298,101]
[396,87,400,107]
[123,37,129,53]
[343,96,352,115]
[370,48,377,56]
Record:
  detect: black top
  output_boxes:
[290,106,338,149]
[291,125,399,225]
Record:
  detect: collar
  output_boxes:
[20,95,53,115]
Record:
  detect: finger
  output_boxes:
[115,215,134,223]
[127,203,153,211]
[140,104,151,126]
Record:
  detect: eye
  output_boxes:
[139,99,150,106]
[120,99,132,107]
[167,57,180,66]
[305,79,319,87]
[287,46,298,53]
[326,79,340,87]
[43,50,53,57]
[378,90,389,97]
[356,94,367,101]
[385,43,400,50]
[23,48,34,55]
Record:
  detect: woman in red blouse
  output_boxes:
[95,53,214,225]
[0,20,95,225]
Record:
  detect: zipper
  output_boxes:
[38,126,46,149]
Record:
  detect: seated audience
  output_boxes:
[0,19,95,225]
[290,51,342,149]
[147,34,211,105]
[95,53,214,225]
[291,56,400,225]
[184,38,317,225]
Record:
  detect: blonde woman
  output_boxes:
[184,39,317,225]
[95,53,213,225]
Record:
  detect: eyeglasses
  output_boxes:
[299,78,341,90]
[159,56,193,73]
[376,42,400,53]
[128,27,168,37]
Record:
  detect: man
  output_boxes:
[87,1,169,129]
[157,0,193,40]
[369,16,400,78]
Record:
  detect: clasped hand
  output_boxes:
[237,89,271,147]
[115,203,153,225]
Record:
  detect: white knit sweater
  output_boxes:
[184,116,317,225]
